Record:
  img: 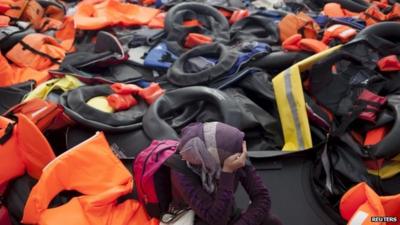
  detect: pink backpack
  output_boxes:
[0,205,11,225]
[134,139,193,219]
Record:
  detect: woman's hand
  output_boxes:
[222,141,248,173]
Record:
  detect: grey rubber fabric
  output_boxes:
[350,22,400,55]
[230,14,280,45]
[143,86,242,140]
[355,22,400,47]
[247,51,312,75]
[166,43,238,86]
[164,2,230,55]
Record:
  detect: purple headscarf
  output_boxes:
[178,122,245,193]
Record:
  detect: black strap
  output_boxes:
[20,40,61,65]
[363,12,384,23]
[0,122,15,145]
[121,154,197,203]
[334,91,386,135]
[164,154,198,178]
[39,19,51,32]
[310,51,363,95]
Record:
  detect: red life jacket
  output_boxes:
[322,24,357,44]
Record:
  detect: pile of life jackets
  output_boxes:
[0,0,400,225]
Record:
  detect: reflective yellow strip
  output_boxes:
[273,45,342,151]
[284,69,305,149]
[273,69,298,150]
[273,67,311,151]
[290,66,313,149]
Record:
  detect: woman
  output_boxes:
[170,122,282,225]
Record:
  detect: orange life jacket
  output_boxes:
[2,0,65,31]
[137,82,165,105]
[340,182,400,225]
[282,34,328,53]
[0,52,49,87]
[6,33,66,71]
[364,126,390,146]
[361,3,400,26]
[229,9,249,24]
[107,93,138,111]
[3,0,29,19]
[0,114,55,185]
[323,3,361,17]
[278,12,320,42]
[4,98,72,131]
[362,5,387,25]
[387,3,400,22]
[22,132,159,225]
[20,0,44,29]
[0,15,9,26]
[322,24,357,44]
[44,4,64,21]
[148,12,165,29]
[367,0,390,8]
[38,17,63,32]
[110,82,165,105]
[55,16,76,51]
[324,3,347,17]
[74,0,160,30]
[184,33,213,48]
[218,8,232,18]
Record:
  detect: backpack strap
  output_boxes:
[164,154,198,178]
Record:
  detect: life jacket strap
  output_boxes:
[0,123,13,145]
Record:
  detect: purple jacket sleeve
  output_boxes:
[170,170,236,225]
[234,165,271,225]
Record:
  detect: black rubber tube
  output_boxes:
[247,51,312,73]
[164,2,230,54]
[357,21,400,41]
[143,86,242,140]
[167,43,238,86]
